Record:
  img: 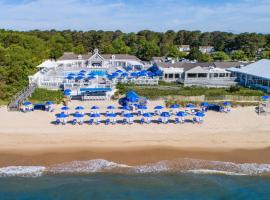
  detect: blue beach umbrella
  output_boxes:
[121,72,129,78]
[154,106,164,110]
[121,106,131,111]
[107,105,115,110]
[90,113,101,118]
[170,104,180,109]
[116,70,123,73]
[223,102,231,106]
[75,106,85,110]
[79,70,86,73]
[143,113,152,118]
[76,76,84,81]
[45,101,54,105]
[200,102,209,107]
[186,103,195,109]
[138,105,148,110]
[74,113,84,118]
[23,101,32,106]
[91,106,100,110]
[124,113,133,118]
[66,76,74,80]
[160,112,170,118]
[61,106,70,111]
[195,112,205,117]
[56,113,69,118]
[68,73,75,76]
[106,113,117,118]
[64,89,72,96]
[176,111,188,117]
[261,96,270,101]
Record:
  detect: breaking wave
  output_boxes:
[1,158,270,177]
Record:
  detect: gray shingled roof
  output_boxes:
[58,52,141,61]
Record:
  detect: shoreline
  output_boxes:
[0,146,270,167]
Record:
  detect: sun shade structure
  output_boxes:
[160,112,170,117]
[261,96,270,101]
[56,113,69,118]
[90,113,101,118]
[200,102,209,107]
[126,91,139,102]
[223,102,231,106]
[74,113,84,118]
[154,106,164,110]
[176,111,188,117]
[195,112,205,117]
[106,113,117,118]
[23,102,32,106]
[124,113,133,118]
[45,101,54,105]
[61,106,70,111]
[170,104,180,109]
[75,106,85,110]
[143,113,152,118]
[186,103,195,109]
[138,105,148,110]
[107,105,116,110]
[91,106,100,110]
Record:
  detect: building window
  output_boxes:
[169,74,174,79]
[175,74,180,79]
[219,73,225,77]
[165,74,168,78]
[187,73,197,78]
[198,73,207,78]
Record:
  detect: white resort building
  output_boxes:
[29,49,159,100]
[156,61,248,88]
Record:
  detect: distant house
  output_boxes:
[228,59,270,93]
[199,46,215,54]
[177,45,191,52]
[155,61,247,87]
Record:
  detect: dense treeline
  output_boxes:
[0,29,270,102]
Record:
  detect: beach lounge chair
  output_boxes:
[140,118,145,124]
[105,119,110,125]
[123,119,128,124]
[175,118,180,124]
[193,117,203,124]
[55,119,61,125]
[157,118,162,124]
[89,119,94,125]
[72,119,77,125]
[79,119,84,125]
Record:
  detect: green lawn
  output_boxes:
[28,88,64,104]
[117,83,265,100]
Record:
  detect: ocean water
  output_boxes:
[0,159,270,200]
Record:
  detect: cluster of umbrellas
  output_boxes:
[65,70,98,82]
[55,102,207,125]
[107,70,156,80]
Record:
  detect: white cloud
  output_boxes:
[0,0,269,33]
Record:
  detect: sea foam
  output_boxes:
[1,158,270,177]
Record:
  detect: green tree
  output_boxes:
[136,40,160,61]
[261,51,270,59]
[73,44,86,54]
[187,48,203,61]
[231,50,248,61]
[211,51,230,61]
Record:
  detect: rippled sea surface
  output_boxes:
[0,159,270,200]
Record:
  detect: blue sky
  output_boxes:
[0,0,269,33]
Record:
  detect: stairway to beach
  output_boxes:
[7,83,37,111]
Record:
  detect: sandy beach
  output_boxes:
[0,100,270,167]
